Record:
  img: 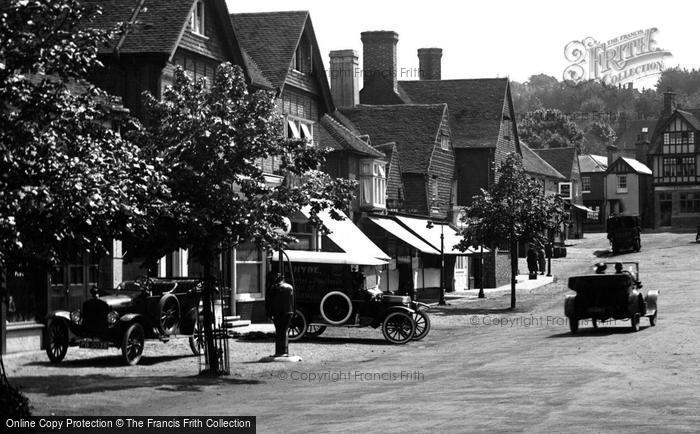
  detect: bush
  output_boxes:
[0,380,32,418]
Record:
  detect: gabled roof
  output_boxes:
[606,157,652,176]
[339,104,448,173]
[616,119,658,148]
[318,115,385,158]
[578,154,608,173]
[649,108,700,154]
[521,142,566,180]
[533,147,578,179]
[396,78,509,149]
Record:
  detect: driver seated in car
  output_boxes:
[614,262,642,288]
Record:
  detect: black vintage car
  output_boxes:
[564,262,659,333]
[45,277,204,365]
[607,215,641,254]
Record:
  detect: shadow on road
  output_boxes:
[26,354,194,368]
[547,325,651,338]
[291,336,389,346]
[594,250,612,258]
[430,306,532,317]
[9,374,260,396]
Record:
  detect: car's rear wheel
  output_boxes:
[592,319,598,329]
[382,311,415,344]
[634,238,641,252]
[122,323,145,365]
[631,314,640,332]
[188,321,203,355]
[46,320,69,363]
[412,311,431,341]
[158,294,180,335]
[288,310,308,342]
[569,316,579,334]
[305,324,327,338]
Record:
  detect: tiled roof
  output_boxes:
[339,104,448,173]
[230,11,308,90]
[613,157,652,175]
[578,154,608,173]
[88,0,195,54]
[521,142,566,180]
[396,78,508,149]
[677,109,700,130]
[615,119,658,156]
[318,115,385,158]
[533,147,578,179]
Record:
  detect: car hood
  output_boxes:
[96,294,134,308]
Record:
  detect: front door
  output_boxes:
[659,200,672,227]
[49,255,99,312]
[453,256,468,291]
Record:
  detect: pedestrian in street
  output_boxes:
[537,246,546,275]
[526,244,538,278]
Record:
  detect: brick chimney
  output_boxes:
[418,48,442,80]
[606,144,620,166]
[329,49,359,108]
[663,89,676,117]
[361,31,398,92]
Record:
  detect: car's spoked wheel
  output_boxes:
[46,320,69,363]
[158,294,180,335]
[630,314,640,332]
[382,312,415,344]
[305,324,327,338]
[288,310,307,342]
[569,316,579,334]
[188,321,204,356]
[122,323,145,365]
[412,311,431,340]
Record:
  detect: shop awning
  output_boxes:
[368,217,440,254]
[573,204,599,220]
[300,207,390,264]
[275,250,388,265]
[394,216,489,255]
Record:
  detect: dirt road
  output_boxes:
[6,232,700,432]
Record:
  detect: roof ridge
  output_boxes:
[399,77,508,84]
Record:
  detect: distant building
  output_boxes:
[578,154,607,231]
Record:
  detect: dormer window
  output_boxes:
[190,1,205,36]
[292,36,313,74]
[360,159,386,210]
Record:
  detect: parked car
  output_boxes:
[45,277,205,365]
[564,262,658,333]
[277,261,424,344]
[607,215,641,254]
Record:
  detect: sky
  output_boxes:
[226,0,698,89]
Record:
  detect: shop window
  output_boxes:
[680,193,700,213]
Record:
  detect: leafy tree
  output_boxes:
[517,109,584,149]
[457,154,568,309]
[131,64,356,374]
[582,121,617,155]
[0,0,164,397]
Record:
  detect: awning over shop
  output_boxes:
[275,250,388,265]
[573,204,599,220]
[394,216,489,255]
[368,217,440,254]
[299,207,390,264]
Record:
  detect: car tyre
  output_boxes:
[288,309,308,342]
[631,314,640,332]
[634,238,641,252]
[305,324,327,338]
[158,294,180,335]
[122,323,145,366]
[382,311,415,344]
[46,320,69,363]
[649,308,657,327]
[188,321,203,356]
[569,316,579,334]
[412,310,431,341]
[592,319,598,329]
[320,291,353,325]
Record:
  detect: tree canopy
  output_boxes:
[517,109,585,149]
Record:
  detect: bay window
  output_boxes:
[360,159,387,210]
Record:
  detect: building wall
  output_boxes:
[402,174,428,215]
[428,112,456,219]
[653,187,700,228]
[455,148,492,207]
[606,173,642,216]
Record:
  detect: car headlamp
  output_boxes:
[70,310,82,325]
[107,311,119,327]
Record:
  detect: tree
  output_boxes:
[582,121,617,155]
[457,154,568,309]
[517,109,584,149]
[0,0,165,403]
[131,64,356,374]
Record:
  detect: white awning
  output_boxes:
[300,207,390,264]
[573,204,599,220]
[275,250,387,265]
[394,216,489,255]
[368,217,440,254]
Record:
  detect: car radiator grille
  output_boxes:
[82,299,110,332]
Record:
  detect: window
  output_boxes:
[440,134,449,151]
[292,37,313,74]
[617,175,627,193]
[235,242,263,295]
[558,182,572,199]
[581,176,591,193]
[286,117,313,144]
[662,131,695,154]
[189,1,205,35]
[662,156,696,178]
[431,176,439,200]
[360,159,386,209]
[680,193,700,213]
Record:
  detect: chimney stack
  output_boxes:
[329,49,359,108]
[663,89,676,116]
[417,48,442,80]
[606,144,620,166]
[361,31,398,92]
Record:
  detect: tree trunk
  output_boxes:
[510,239,517,309]
[1,265,7,382]
[201,259,219,375]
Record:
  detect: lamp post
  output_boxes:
[426,220,447,306]
[478,242,485,298]
[547,238,553,277]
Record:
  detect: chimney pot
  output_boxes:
[417,47,442,80]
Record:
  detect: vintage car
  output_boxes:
[45,277,204,365]
[278,261,425,344]
[607,215,641,254]
[564,262,658,333]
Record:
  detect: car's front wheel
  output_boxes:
[631,314,640,332]
[46,320,69,363]
[158,294,180,335]
[649,308,657,327]
[569,316,579,334]
[188,321,203,356]
[122,323,145,365]
[382,311,415,344]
